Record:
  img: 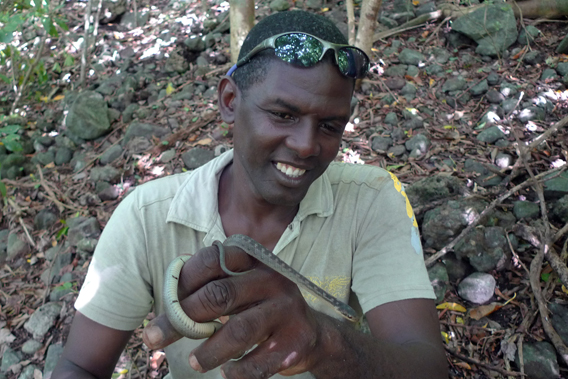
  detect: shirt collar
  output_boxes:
[166,149,334,232]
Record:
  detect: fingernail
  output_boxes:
[221,368,227,379]
[189,354,204,372]
[144,326,164,347]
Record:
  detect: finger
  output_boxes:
[178,244,257,299]
[142,314,183,350]
[190,304,278,372]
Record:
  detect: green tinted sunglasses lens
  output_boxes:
[337,48,369,78]
[274,33,323,67]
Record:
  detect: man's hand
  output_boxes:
[144,244,327,378]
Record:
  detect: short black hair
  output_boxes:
[232,11,348,93]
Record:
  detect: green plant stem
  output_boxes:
[10,35,46,114]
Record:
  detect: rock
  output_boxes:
[165,50,189,74]
[384,65,408,77]
[416,2,436,16]
[32,151,55,166]
[120,11,149,28]
[159,149,176,163]
[406,175,464,207]
[518,106,545,123]
[443,254,472,282]
[544,172,568,199]
[385,77,406,90]
[77,238,98,253]
[98,185,120,201]
[513,201,540,219]
[549,303,568,345]
[7,233,29,260]
[384,112,399,126]
[55,147,73,166]
[107,108,121,123]
[1,153,27,179]
[123,123,169,145]
[126,136,152,153]
[400,83,417,100]
[305,0,321,10]
[371,136,393,152]
[99,145,123,165]
[34,209,59,231]
[464,159,502,187]
[457,272,495,304]
[18,365,38,379]
[517,25,540,45]
[269,0,289,11]
[501,98,520,114]
[515,342,559,379]
[49,286,73,302]
[21,340,43,355]
[429,47,450,64]
[495,153,512,168]
[402,117,423,130]
[43,343,64,378]
[500,83,518,98]
[184,35,205,52]
[1,348,23,373]
[442,77,466,92]
[477,126,506,143]
[90,166,121,183]
[556,33,568,54]
[122,104,139,123]
[42,252,72,285]
[485,89,504,104]
[67,217,101,246]
[427,263,448,303]
[455,227,506,272]
[65,91,111,140]
[446,31,474,48]
[405,134,430,157]
[406,65,419,78]
[541,68,558,81]
[551,195,568,222]
[557,62,568,76]
[378,16,398,29]
[182,148,215,170]
[387,145,406,157]
[470,79,488,96]
[24,302,62,340]
[487,71,501,86]
[523,50,543,65]
[398,48,425,66]
[452,4,517,56]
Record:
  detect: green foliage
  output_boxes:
[0,124,23,152]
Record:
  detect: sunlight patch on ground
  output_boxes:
[342,148,364,165]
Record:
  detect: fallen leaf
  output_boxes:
[441,331,450,344]
[150,351,166,370]
[562,285,568,294]
[52,95,65,101]
[454,362,472,370]
[469,303,503,320]
[166,83,175,96]
[436,302,466,312]
[0,328,16,345]
[196,138,212,146]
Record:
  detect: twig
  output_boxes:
[527,114,568,150]
[18,217,35,248]
[36,165,82,213]
[10,36,47,114]
[444,347,525,377]
[553,222,568,243]
[373,10,443,42]
[425,166,567,267]
[133,0,138,28]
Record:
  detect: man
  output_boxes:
[53,10,447,379]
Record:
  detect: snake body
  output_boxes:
[164,234,358,339]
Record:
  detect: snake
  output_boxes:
[163,234,359,339]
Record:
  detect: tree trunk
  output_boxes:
[508,0,568,19]
[229,0,254,64]
[354,0,383,59]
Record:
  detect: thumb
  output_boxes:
[143,314,183,349]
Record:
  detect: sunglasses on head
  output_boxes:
[227,32,370,79]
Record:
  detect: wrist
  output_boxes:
[309,313,347,372]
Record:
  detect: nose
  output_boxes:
[284,120,320,159]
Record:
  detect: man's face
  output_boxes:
[230,60,353,207]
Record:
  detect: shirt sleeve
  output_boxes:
[351,172,435,314]
[75,190,154,331]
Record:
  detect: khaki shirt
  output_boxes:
[76,150,434,379]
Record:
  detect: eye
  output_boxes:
[320,123,341,134]
[271,111,294,120]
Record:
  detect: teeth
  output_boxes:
[276,162,306,178]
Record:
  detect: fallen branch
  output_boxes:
[527,114,568,150]
[373,11,442,42]
[444,346,526,377]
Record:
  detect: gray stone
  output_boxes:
[122,104,139,123]
[387,145,406,157]
[42,252,72,284]
[551,195,568,222]
[523,50,543,65]
[1,348,22,373]
[406,175,464,207]
[1,153,26,179]
[392,0,412,13]
[33,151,55,166]
[165,51,189,74]
[455,227,506,272]
[21,340,43,355]
[500,83,518,98]
[34,209,58,231]
[49,286,73,302]
[384,64,408,77]
[429,47,450,64]
[126,136,152,153]
[55,147,73,166]
[452,4,517,56]
[99,144,123,165]
[416,1,436,16]
[43,343,64,378]
[107,108,121,123]
[464,159,502,187]
[7,233,29,260]
[402,117,423,130]
[24,302,62,340]
[485,89,504,104]
[556,33,568,54]
[457,272,495,304]
[371,136,393,152]
[501,98,520,114]
[425,64,443,76]
[120,11,149,28]
[67,217,101,246]
[269,0,289,11]
[477,126,506,143]
[159,149,176,163]
[427,263,448,303]
[305,0,321,10]
[442,76,466,92]
[65,91,111,140]
[77,238,98,253]
[513,201,540,219]
[406,65,419,78]
[549,303,568,345]
[470,79,488,96]
[385,77,406,90]
[398,48,425,66]
[443,254,472,282]
[400,83,417,99]
[184,35,205,52]
[90,166,121,183]
[518,106,545,123]
[495,153,512,168]
[18,365,38,379]
[517,25,540,45]
[123,122,169,145]
[405,134,430,157]
[196,56,209,68]
[378,16,398,29]
[516,342,559,379]
[557,62,568,76]
[182,148,215,170]
[541,68,558,81]
[98,185,120,201]
[446,31,474,48]
[384,112,399,126]
[487,71,500,86]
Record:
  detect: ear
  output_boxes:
[218,76,239,124]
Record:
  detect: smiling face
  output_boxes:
[219,59,353,208]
